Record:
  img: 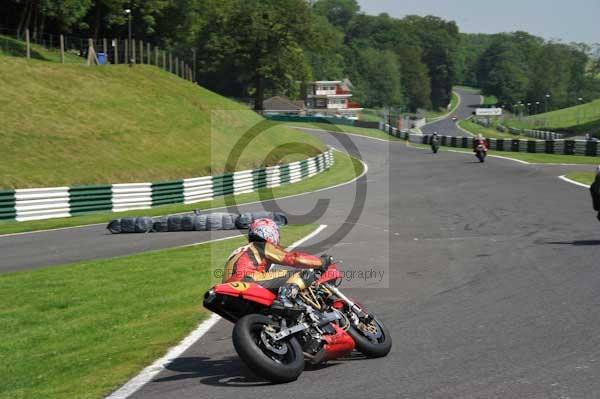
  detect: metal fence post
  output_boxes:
[162,50,166,70]
[139,40,144,64]
[175,56,179,76]
[154,46,159,66]
[60,34,65,63]
[113,39,118,64]
[25,29,31,59]
[169,53,173,73]
[192,48,196,82]
[103,38,108,62]
[124,39,128,65]
[147,42,151,64]
[132,39,136,63]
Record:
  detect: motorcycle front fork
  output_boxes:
[326,284,372,322]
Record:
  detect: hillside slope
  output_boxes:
[0,55,325,188]
[507,98,600,135]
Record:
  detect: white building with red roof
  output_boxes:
[304,79,363,119]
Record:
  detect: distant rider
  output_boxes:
[473,134,488,153]
[590,166,600,222]
[222,218,331,308]
[431,132,440,154]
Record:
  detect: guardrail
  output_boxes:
[377,122,599,157]
[0,150,333,222]
[378,122,410,139]
[415,134,600,156]
[492,122,565,140]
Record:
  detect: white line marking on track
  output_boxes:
[105,224,329,399]
[558,175,590,188]
[406,142,532,164]
[105,313,222,399]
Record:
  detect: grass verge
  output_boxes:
[0,34,82,63]
[0,151,363,235]
[0,223,317,399]
[425,91,459,121]
[564,172,594,186]
[458,119,528,140]
[410,143,600,164]
[483,94,498,106]
[0,55,324,188]
[504,98,600,135]
[286,122,402,141]
[359,108,383,122]
[454,85,480,94]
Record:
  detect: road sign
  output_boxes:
[476,108,502,116]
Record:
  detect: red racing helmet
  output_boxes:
[248,218,280,246]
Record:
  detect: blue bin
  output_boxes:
[97,52,106,65]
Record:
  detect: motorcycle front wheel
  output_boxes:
[232,314,304,383]
[346,313,392,358]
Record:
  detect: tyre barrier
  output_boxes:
[378,121,410,139]
[477,121,564,140]
[377,123,599,157]
[107,211,288,234]
[0,150,333,222]
[414,133,600,157]
[501,125,565,140]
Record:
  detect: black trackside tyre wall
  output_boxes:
[232,314,305,383]
[347,316,392,358]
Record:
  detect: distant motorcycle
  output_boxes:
[430,135,440,154]
[475,144,487,163]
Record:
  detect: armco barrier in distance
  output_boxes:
[414,133,600,157]
[376,122,599,157]
[3,150,333,222]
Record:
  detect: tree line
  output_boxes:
[2,0,462,112]
[4,1,596,114]
[458,32,600,113]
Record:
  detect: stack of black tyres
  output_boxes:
[235,211,288,229]
[107,211,287,234]
[107,217,154,234]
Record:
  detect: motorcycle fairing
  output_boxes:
[318,265,343,284]
[213,281,276,306]
[320,324,355,362]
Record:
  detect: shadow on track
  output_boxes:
[545,240,600,246]
[152,355,343,387]
[153,356,273,387]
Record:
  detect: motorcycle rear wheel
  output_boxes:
[232,314,304,383]
[347,315,392,358]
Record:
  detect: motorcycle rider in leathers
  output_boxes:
[473,134,488,153]
[222,218,331,308]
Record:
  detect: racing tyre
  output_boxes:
[346,315,392,358]
[232,314,304,383]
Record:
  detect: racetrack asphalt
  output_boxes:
[5,91,600,398]
[421,87,483,137]
[124,130,600,399]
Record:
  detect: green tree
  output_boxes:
[403,15,460,109]
[477,38,529,106]
[198,0,312,110]
[346,47,404,108]
[312,0,359,31]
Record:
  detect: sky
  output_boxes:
[358,0,600,44]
